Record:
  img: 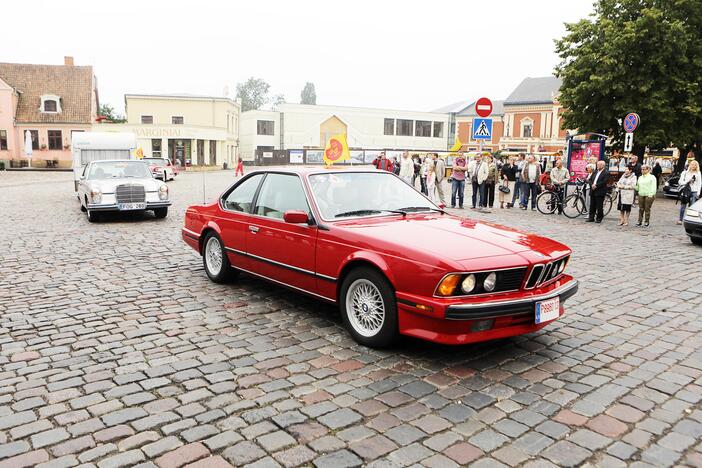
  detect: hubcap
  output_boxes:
[345,279,385,337]
[205,237,223,274]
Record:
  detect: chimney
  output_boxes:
[64,56,74,66]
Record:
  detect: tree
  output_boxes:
[98,103,125,123]
[300,82,317,105]
[236,77,286,112]
[555,0,702,166]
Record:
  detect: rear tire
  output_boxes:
[603,194,613,217]
[154,207,168,219]
[536,191,558,215]
[202,232,238,283]
[340,267,398,348]
[691,237,702,246]
[563,194,585,219]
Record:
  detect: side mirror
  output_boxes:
[283,210,310,224]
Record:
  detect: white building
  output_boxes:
[239,103,450,163]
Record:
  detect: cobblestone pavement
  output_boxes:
[1,169,701,468]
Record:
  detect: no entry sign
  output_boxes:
[475,97,493,118]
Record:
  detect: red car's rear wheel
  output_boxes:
[340,267,397,348]
[202,232,238,283]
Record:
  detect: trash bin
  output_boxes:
[223,162,228,170]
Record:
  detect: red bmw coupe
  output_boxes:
[182,168,578,348]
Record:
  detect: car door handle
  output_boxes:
[249,225,259,233]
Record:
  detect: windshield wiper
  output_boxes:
[335,209,407,218]
[397,206,446,214]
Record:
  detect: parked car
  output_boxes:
[182,168,578,348]
[77,160,171,222]
[682,197,702,246]
[143,157,178,181]
[663,173,681,198]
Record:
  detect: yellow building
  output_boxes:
[97,94,240,167]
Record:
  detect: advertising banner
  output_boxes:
[568,139,603,181]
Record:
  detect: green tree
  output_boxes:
[555,0,702,166]
[236,77,285,112]
[98,103,125,123]
[300,82,317,105]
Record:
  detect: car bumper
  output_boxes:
[683,217,702,239]
[396,275,578,345]
[663,188,679,198]
[87,201,172,211]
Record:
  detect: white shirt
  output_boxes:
[399,157,414,178]
[592,169,604,187]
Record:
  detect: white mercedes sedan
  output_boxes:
[77,160,171,222]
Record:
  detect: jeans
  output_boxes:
[638,195,655,224]
[451,179,465,207]
[478,182,487,207]
[471,180,480,208]
[680,193,698,221]
[512,178,522,203]
[485,182,495,208]
[521,182,538,209]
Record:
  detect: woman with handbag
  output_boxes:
[499,156,517,208]
[616,166,637,226]
[677,160,701,225]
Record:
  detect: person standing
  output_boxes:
[451,151,467,208]
[399,151,414,185]
[235,158,245,177]
[420,154,432,195]
[636,165,657,227]
[616,167,637,226]
[520,155,541,210]
[627,154,642,178]
[425,158,436,202]
[550,158,570,214]
[677,160,701,225]
[586,160,610,223]
[469,154,481,209]
[512,153,526,207]
[412,154,422,188]
[499,156,517,209]
[484,154,497,210]
[373,152,394,172]
[475,154,489,210]
[651,161,662,188]
[433,153,447,205]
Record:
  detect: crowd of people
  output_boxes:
[371,150,702,228]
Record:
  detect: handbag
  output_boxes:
[498,181,510,194]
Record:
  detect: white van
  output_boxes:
[72,132,137,191]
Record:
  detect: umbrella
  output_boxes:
[24,130,33,168]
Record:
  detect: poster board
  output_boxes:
[305,150,323,164]
[289,150,304,164]
[567,138,604,181]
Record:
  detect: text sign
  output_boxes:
[472,118,493,140]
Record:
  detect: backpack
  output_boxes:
[679,181,693,205]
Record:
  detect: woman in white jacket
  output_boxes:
[677,160,701,224]
[616,167,637,226]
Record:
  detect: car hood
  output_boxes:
[335,214,569,262]
[88,177,161,192]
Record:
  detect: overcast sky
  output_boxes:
[2,0,594,114]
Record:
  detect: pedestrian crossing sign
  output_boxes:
[472,118,493,140]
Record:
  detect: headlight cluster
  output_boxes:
[685,208,699,218]
[158,184,169,200]
[90,188,102,204]
[436,271,500,296]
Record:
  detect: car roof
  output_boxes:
[90,159,145,164]
[249,166,385,176]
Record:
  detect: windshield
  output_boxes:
[143,158,167,166]
[308,172,436,220]
[88,161,152,179]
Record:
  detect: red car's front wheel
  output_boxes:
[340,267,398,348]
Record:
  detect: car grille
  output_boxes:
[525,256,569,289]
[115,184,146,204]
[497,267,528,292]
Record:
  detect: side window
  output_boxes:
[222,174,264,213]
[254,174,310,220]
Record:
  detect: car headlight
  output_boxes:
[158,184,169,200]
[685,208,699,218]
[436,274,460,296]
[90,188,102,204]
[461,274,476,294]
[664,182,669,187]
[483,272,497,292]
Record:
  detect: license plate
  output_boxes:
[535,297,560,324]
[118,202,146,211]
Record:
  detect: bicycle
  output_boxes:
[557,178,614,219]
[536,184,566,215]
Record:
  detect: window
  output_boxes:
[152,139,162,158]
[397,119,413,136]
[384,118,395,135]
[254,174,310,220]
[28,130,39,150]
[44,100,57,112]
[172,116,184,124]
[521,120,533,138]
[433,122,444,138]
[141,115,154,124]
[222,173,264,212]
[257,120,274,135]
[0,130,7,150]
[415,120,431,137]
[48,130,62,150]
[40,95,62,113]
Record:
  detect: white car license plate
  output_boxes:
[535,297,560,324]
[118,202,146,211]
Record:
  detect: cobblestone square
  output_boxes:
[1,170,701,467]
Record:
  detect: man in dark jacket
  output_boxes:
[627,155,642,178]
[586,160,610,223]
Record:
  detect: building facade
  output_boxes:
[97,94,240,168]
[239,103,450,162]
[0,57,98,168]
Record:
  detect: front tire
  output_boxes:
[536,191,557,215]
[154,207,168,219]
[202,232,238,283]
[340,267,398,348]
[563,194,585,219]
[87,209,100,223]
[691,237,702,246]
